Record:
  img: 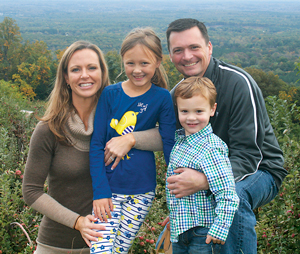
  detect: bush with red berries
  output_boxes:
[1,80,299,253]
[256,96,300,253]
[0,81,43,253]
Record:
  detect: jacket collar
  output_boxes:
[203,56,219,86]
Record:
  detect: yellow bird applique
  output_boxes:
[110,111,139,159]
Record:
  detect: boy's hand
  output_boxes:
[93,198,114,222]
[161,216,170,230]
[206,235,225,245]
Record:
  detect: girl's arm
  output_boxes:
[90,90,112,200]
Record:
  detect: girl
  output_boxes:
[89,28,176,253]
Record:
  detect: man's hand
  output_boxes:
[93,198,113,222]
[206,235,225,245]
[104,134,136,170]
[167,168,209,198]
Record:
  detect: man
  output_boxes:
[165,18,287,253]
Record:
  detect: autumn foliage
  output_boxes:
[0,17,300,253]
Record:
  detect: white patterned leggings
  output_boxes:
[90,191,155,254]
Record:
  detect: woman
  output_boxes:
[23,41,110,253]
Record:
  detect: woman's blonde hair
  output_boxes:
[120,27,168,89]
[41,40,110,143]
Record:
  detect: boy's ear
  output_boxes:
[210,103,217,117]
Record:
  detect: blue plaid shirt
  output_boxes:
[166,124,239,242]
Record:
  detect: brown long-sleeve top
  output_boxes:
[23,111,95,249]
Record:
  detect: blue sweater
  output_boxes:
[90,82,176,200]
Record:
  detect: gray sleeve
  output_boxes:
[22,122,79,229]
[132,128,163,151]
[30,194,79,229]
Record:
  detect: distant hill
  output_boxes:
[1,0,300,85]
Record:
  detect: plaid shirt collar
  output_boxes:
[175,123,213,147]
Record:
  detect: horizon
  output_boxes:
[1,0,300,15]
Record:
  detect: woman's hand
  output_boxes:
[104,134,136,170]
[167,168,209,198]
[74,215,106,247]
[93,198,113,222]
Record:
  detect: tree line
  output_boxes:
[1,17,299,103]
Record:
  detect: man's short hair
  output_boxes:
[166,18,210,51]
[174,77,217,108]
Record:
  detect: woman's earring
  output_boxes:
[67,83,70,89]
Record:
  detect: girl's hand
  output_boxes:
[206,235,225,245]
[93,198,114,222]
[74,215,106,247]
[104,134,136,170]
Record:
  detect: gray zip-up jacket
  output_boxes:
[171,57,287,189]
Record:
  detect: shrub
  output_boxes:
[0,80,43,253]
[0,169,42,253]
[1,80,299,253]
[0,80,43,173]
[256,96,300,253]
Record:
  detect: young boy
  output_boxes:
[166,77,239,254]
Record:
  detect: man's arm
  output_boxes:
[133,128,163,151]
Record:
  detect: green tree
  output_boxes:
[11,71,36,100]
[105,50,126,84]
[162,55,183,90]
[296,58,300,85]
[17,40,56,100]
[0,17,22,81]
[12,55,54,100]
[0,19,56,100]
[244,67,288,98]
